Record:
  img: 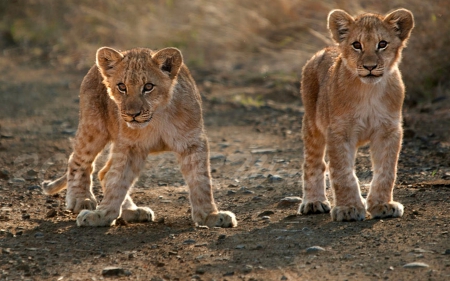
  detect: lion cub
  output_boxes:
[43,47,237,228]
[299,9,414,221]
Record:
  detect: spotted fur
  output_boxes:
[43,47,237,228]
[298,9,414,221]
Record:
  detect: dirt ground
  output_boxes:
[0,59,449,281]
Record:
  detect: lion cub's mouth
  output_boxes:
[125,114,153,129]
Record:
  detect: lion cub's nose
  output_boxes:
[127,111,141,118]
[363,64,377,71]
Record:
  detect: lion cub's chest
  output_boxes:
[323,80,398,143]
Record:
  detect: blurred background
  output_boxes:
[0,0,448,105]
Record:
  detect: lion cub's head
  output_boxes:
[96,47,183,129]
[328,9,414,84]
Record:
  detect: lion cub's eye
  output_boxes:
[352,41,362,50]
[378,40,388,49]
[143,83,155,93]
[117,83,127,93]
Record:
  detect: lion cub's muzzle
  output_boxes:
[122,110,153,129]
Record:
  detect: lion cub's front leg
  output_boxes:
[298,118,331,215]
[327,132,366,221]
[366,127,404,219]
[77,147,147,227]
[178,137,237,228]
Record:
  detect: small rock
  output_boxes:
[183,239,196,245]
[0,170,9,180]
[243,189,255,194]
[278,197,302,208]
[306,246,325,254]
[281,276,288,280]
[227,190,237,195]
[251,148,277,154]
[267,174,283,183]
[258,210,275,217]
[12,177,26,183]
[261,216,270,220]
[102,267,130,277]
[223,271,235,276]
[236,245,245,249]
[444,249,450,255]
[218,234,226,240]
[403,262,429,268]
[243,265,253,273]
[46,209,57,218]
[252,196,262,201]
[195,268,206,274]
[34,232,44,238]
[22,214,30,220]
[2,248,11,254]
[210,154,226,161]
[27,185,41,190]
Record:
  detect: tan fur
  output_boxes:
[298,9,414,221]
[43,47,237,228]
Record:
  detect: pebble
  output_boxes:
[27,185,41,190]
[236,245,245,249]
[12,177,26,183]
[261,216,270,220]
[306,246,325,254]
[195,268,206,274]
[243,265,253,273]
[223,271,235,276]
[102,266,131,276]
[281,276,288,280]
[218,234,226,240]
[227,190,237,195]
[258,210,275,217]
[210,154,226,161]
[183,239,196,245]
[267,174,283,183]
[278,196,302,208]
[444,249,450,255]
[0,170,9,180]
[251,148,277,154]
[22,214,30,220]
[46,209,57,218]
[34,232,44,239]
[403,262,429,268]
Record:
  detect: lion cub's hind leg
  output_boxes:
[298,117,331,215]
[66,126,109,213]
[120,195,155,223]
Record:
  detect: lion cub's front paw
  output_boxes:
[367,201,404,219]
[76,209,117,227]
[298,200,331,215]
[331,205,366,221]
[121,207,155,223]
[204,211,237,228]
[67,196,97,214]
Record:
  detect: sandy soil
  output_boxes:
[0,61,449,281]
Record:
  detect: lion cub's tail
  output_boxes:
[42,173,68,195]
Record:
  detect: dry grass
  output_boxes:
[0,0,448,102]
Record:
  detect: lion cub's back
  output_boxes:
[300,46,339,116]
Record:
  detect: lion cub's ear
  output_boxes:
[384,9,414,42]
[96,47,124,78]
[152,48,183,79]
[328,9,355,44]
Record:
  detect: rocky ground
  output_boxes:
[0,60,449,280]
